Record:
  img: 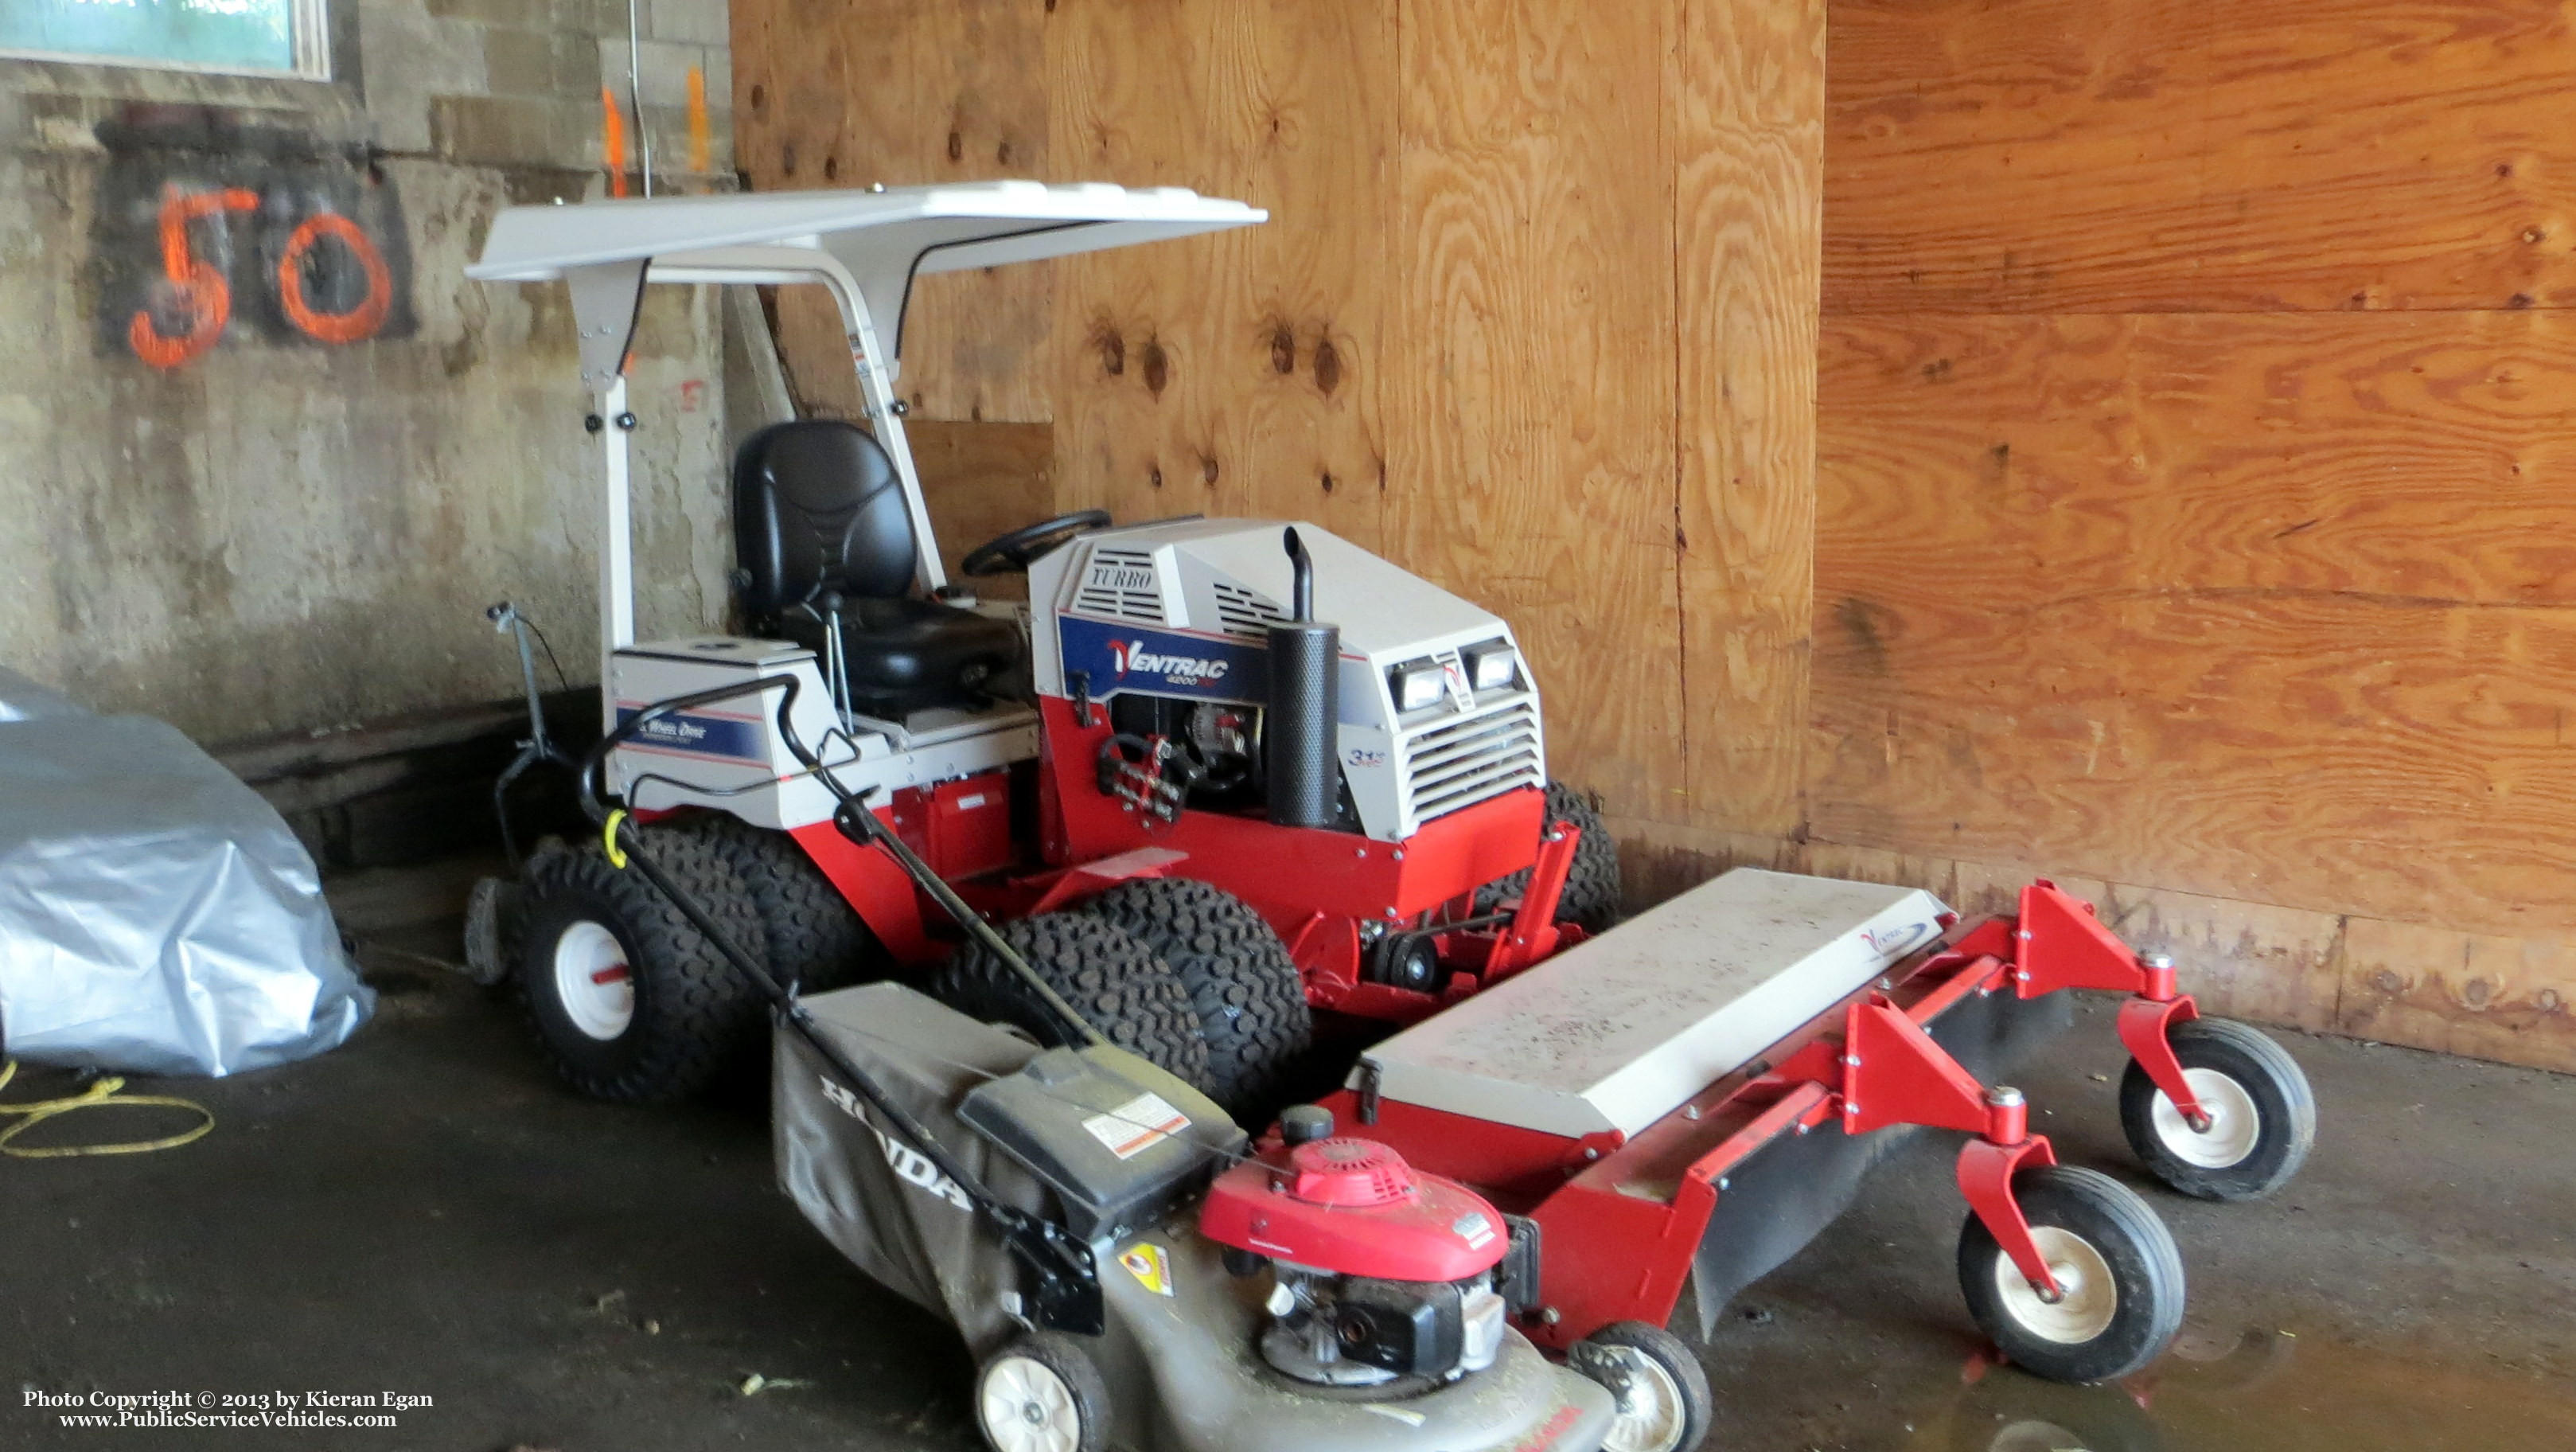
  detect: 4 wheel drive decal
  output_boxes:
[818,1075,973,1213]
[612,704,769,764]
[1058,615,1269,703]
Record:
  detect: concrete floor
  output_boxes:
[5,903,2571,1451]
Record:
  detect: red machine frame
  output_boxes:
[1317,880,2204,1352]
[765,700,1583,1024]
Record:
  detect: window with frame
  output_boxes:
[1,0,329,80]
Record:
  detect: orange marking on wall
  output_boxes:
[277,212,392,345]
[687,66,711,176]
[602,84,629,197]
[128,183,259,370]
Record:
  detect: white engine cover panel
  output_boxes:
[1358,869,1953,1140]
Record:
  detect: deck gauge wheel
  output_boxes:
[1570,1320,1713,1452]
[975,1333,1109,1452]
[1958,1166,2185,1384]
[2118,1017,2315,1201]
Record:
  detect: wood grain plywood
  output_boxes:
[1045,0,1393,551]
[1674,0,1825,836]
[910,420,1054,599]
[1827,0,2576,314]
[1385,0,1685,823]
[1813,307,2576,938]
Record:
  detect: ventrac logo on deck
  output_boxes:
[818,1075,972,1212]
[1109,638,1231,688]
[1864,919,1937,961]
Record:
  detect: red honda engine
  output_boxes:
[1198,1106,1520,1387]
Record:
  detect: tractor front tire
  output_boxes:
[1078,879,1312,1115]
[1479,781,1623,933]
[516,835,770,1103]
[933,914,1211,1091]
[676,814,883,995]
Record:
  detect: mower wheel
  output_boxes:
[1477,782,1623,932]
[975,1333,1109,1452]
[1571,1320,1713,1452]
[1958,1166,2184,1384]
[1077,879,1312,1114]
[2118,1017,2315,1201]
[517,837,769,1103]
[676,814,884,995]
[934,913,1212,1090]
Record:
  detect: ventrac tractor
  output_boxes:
[464,185,2315,1452]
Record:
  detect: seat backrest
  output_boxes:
[732,420,916,617]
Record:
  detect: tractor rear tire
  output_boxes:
[1078,878,1313,1115]
[1478,781,1623,932]
[676,814,883,995]
[516,833,770,1103]
[933,913,1212,1091]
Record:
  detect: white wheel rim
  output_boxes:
[2150,1067,2262,1169]
[551,920,635,1041]
[980,1356,1081,1452]
[1994,1227,2119,1345]
[1597,1346,1688,1452]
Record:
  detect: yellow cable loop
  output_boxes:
[602,807,629,868]
[0,1060,215,1158]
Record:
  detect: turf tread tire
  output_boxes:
[517,833,770,1103]
[1077,879,1313,1114]
[933,914,1211,1090]
[676,814,882,994]
[1477,781,1622,932]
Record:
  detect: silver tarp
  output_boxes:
[0,669,372,1075]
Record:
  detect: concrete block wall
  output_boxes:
[0,1,736,747]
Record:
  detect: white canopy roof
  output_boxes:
[470,181,1265,387]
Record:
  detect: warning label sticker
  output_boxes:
[1118,1242,1175,1297]
[1082,1092,1190,1160]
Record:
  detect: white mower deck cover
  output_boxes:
[1360,869,1951,1139]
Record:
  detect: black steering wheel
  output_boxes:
[960,509,1113,576]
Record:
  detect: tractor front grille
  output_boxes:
[1401,697,1542,825]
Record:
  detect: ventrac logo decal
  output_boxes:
[818,1075,972,1212]
[1864,919,1937,961]
[1109,638,1231,688]
[1058,617,1266,703]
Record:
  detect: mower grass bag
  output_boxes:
[776,984,1618,1452]
[0,677,371,1075]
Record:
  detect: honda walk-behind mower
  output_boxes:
[588,677,1625,1452]
[464,184,2317,1447]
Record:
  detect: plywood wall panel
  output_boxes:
[1827,0,2576,314]
[1674,0,1826,836]
[1814,307,2576,938]
[1045,0,1394,552]
[1385,0,1686,823]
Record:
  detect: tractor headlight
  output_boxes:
[1461,639,1518,693]
[1389,658,1445,713]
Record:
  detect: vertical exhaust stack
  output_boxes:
[1267,528,1340,829]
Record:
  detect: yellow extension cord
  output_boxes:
[0,1059,215,1158]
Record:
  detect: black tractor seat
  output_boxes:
[732,420,1023,719]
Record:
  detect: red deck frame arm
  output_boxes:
[2012,880,2208,1124]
